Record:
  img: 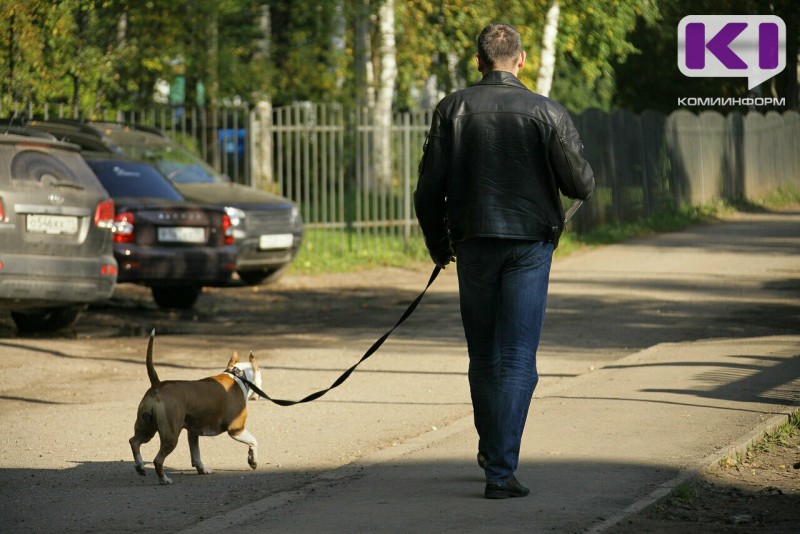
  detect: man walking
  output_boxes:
[414,23,594,499]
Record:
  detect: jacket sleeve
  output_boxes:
[549,111,595,201]
[414,108,452,259]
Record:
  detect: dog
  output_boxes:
[129,331,262,485]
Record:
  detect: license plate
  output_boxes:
[259,234,294,250]
[26,214,79,235]
[158,226,206,243]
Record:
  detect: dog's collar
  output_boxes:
[225,368,250,398]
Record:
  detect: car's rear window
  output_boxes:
[104,133,223,184]
[2,147,101,189]
[85,159,185,200]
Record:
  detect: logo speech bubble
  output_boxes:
[678,15,786,90]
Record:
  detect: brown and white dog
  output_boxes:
[129,331,262,485]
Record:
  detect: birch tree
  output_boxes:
[374,0,397,188]
[353,0,375,109]
[535,0,560,97]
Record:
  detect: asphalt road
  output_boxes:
[0,207,798,533]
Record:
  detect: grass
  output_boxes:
[743,183,800,210]
[287,185,800,276]
[753,410,800,455]
[719,409,800,467]
[559,201,732,250]
[289,230,429,276]
[672,481,699,502]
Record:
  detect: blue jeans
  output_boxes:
[455,238,554,482]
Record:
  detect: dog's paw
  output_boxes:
[134,464,146,476]
[196,466,213,475]
[159,475,173,485]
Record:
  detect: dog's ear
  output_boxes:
[226,351,240,370]
[248,351,259,374]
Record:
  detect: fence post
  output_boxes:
[402,112,412,245]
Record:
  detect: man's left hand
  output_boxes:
[431,247,455,268]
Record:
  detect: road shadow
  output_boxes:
[3,451,798,533]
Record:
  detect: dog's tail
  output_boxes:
[146,329,160,387]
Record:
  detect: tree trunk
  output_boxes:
[116,11,127,47]
[252,4,273,192]
[374,0,396,189]
[206,10,219,106]
[251,101,273,192]
[354,0,375,109]
[536,0,560,98]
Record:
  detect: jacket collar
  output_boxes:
[476,71,528,90]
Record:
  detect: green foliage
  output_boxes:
[614,0,798,113]
[551,0,659,112]
[268,0,349,105]
[2,1,664,113]
[1,0,77,102]
[395,0,659,112]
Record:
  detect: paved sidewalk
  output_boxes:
[182,209,800,533]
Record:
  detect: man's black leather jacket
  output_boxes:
[415,71,595,258]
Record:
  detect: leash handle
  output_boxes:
[564,199,583,224]
[247,266,442,406]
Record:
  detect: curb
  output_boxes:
[586,409,799,533]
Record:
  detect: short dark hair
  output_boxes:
[477,23,522,70]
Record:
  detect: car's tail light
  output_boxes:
[0,197,6,222]
[222,213,234,245]
[94,199,115,229]
[113,212,135,243]
[100,264,118,276]
[0,259,4,270]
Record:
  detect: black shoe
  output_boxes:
[484,475,530,499]
[477,452,487,469]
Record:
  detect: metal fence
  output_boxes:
[256,103,432,255]
[5,99,799,255]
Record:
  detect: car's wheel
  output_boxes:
[151,286,202,310]
[11,306,83,332]
[237,265,287,286]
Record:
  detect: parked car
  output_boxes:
[81,152,237,309]
[0,128,117,331]
[25,119,303,285]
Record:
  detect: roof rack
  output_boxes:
[23,118,106,138]
[19,118,167,139]
[0,124,58,140]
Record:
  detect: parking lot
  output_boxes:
[1,208,798,533]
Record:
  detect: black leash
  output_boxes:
[225,200,584,407]
[228,265,442,406]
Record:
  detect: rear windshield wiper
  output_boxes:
[42,176,85,190]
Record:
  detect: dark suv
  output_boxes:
[82,152,237,309]
[25,120,303,285]
[0,129,117,331]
